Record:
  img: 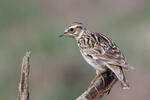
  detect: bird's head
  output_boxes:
[59,22,86,39]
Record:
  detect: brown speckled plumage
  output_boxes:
[60,22,133,89]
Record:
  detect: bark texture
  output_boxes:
[17,51,31,100]
[76,70,117,100]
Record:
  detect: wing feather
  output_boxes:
[78,32,133,70]
[91,32,133,70]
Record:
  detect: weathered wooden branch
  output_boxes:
[17,51,31,100]
[76,70,117,100]
[16,51,117,100]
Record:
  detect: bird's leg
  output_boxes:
[88,72,105,90]
[88,73,101,89]
[101,75,105,87]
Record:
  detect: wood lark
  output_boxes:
[59,22,133,89]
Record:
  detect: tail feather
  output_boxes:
[121,82,130,89]
[104,63,130,89]
[120,75,130,89]
[123,62,134,71]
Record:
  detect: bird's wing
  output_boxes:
[92,32,133,70]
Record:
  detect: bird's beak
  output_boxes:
[59,32,68,37]
[59,34,64,37]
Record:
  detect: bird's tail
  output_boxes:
[120,71,130,89]
[123,62,134,71]
[105,63,130,89]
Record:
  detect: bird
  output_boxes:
[59,22,133,89]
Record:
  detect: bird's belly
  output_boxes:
[80,51,106,72]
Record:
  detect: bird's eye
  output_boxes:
[69,28,74,32]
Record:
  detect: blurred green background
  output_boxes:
[0,0,150,100]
